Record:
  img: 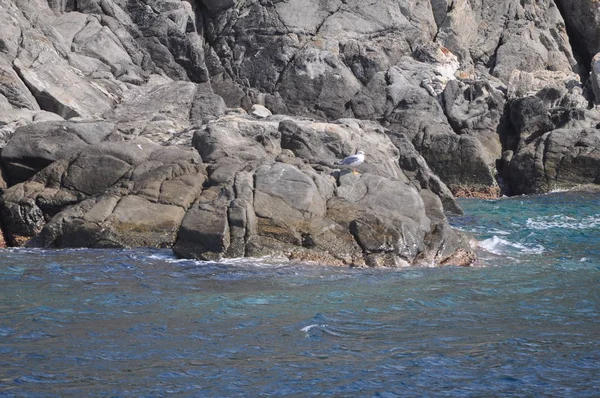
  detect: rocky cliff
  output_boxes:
[1,0,600,266]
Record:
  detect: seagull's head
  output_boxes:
[357,151,365,155]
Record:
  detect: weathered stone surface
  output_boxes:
[190,82,227,124]
[76,0,209,82]
[0,60,40,111]
[0,138,204,248]
[17,0,600,264]
[279,118,406,180]
[509,128,600,195]
[591,53,600,105]
[555,0,600,66]
[0,110,64,149]
[388,131,462,213]
[192,116,279,185]
[108,76,194,122]
[1,120,115,184]
[13,32,116,119]
[441,79,505,161]
[173,186,231,260]
[174,116,474,266]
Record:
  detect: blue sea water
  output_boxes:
[0,191,599,397]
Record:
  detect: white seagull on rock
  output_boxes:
[335,151,365,174]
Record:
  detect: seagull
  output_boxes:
[335,151,365,174]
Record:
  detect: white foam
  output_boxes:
[147,253,179,261]
[526,214,600,230]
[479,236,545,255]
[301,324,324,333]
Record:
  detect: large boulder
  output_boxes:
[1,120,116,184]
[175,115,475,267]
[0,59,40,111]
[76,0,209,82]
[0,110,64,149]
[509,128,600,194]
[554,0,600,66]
[0,139,204,247]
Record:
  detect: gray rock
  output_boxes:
[108,76,195,124]
[103,75,225,144]
[0,138,204,247]
[13,51,115,119]
[279,118,406,180]
[71,16,137,76]
[88,0,209,82]
[173,186,231,261]
[0,110,64,149]
[189,82,227,124]
[254,162,327,219]
[555,0,600,65]
[250,104,272,119]
[192,116,279,185]
[509,128,600,194]
[591,53,600,104]
[176,116,474,266]
[1,120,115,184]
[383,66,499,196]
[50,11,88,47]
[0,59,40,111]
[276,46,362,119]
[387,131,462,214]
[441,79,505,162]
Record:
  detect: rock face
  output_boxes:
[1,132,204,247]
[2,0,600,265]
[509,128,600,194]
[174,116,473,266]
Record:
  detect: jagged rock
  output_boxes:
[591,53,600,104]
[382,65,498,195]
[204,0,435,118]
[506,70,584,101]
[70,15,143,80]
[17,0,600,264]
[0,139,204,247]
[387,131,462,213]
[441,79,505,162]
[509,128,600,194]
[555,0,600,64]
[0,110,65,149]
[190,82,227,124]
[435,1,577,80]
[77,0,209,82]
[0,60,40,111]
[1,120,116,184]
[175,115,474,266]
[13,52,115,119]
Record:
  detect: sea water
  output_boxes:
[0,192,599,397]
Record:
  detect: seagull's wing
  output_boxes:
[337,154,361,165]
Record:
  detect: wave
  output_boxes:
[526,214,600,230]
[479,236,545,256]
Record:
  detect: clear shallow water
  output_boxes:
[1,192,599,397]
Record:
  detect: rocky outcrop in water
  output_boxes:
[2,0,600,264]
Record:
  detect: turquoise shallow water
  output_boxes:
[1,192,599,397]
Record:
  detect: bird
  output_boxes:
[335,151,365,174]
